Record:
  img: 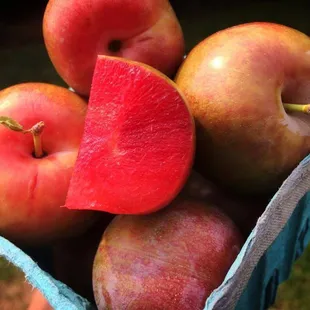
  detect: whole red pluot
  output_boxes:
[43,0,185,96]
[0,83,95,245]
[92,198,243,310]
[175,22,310,196]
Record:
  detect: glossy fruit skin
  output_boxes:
[175,22,310,196]
[65,56,195,215]
[92,198,243,310]
[0,83,95,245]
[43,0,185,96]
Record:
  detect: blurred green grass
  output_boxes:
[270,246,310,310]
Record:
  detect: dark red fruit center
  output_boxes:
[31,150,48,158]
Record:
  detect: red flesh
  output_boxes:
[65,56,194,214]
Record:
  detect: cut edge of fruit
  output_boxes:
[63,54,196,215]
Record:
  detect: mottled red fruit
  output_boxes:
[92,198,243,310]
[0,83,95,245]
[64,55,195,215]
[43,0,185,96]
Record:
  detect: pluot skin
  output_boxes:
[65,56,195,215]
[175,22,310,196]
[0,83,95,245]
[92,198,243,310]
[43,0,185,96]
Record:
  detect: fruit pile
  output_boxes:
[1,1,309,309]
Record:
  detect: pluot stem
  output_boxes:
[283,103,310,115]
[27,121,45,158]
[0,116,45,158]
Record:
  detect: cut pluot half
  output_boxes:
[65,56,195,214]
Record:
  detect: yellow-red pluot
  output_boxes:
[175,22,310,196]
